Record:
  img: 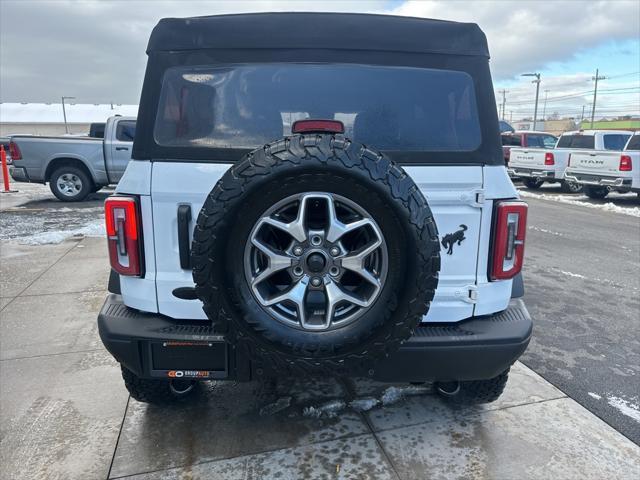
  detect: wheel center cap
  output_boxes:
[306,252,326,273]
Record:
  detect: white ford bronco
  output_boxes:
[98,13,532,405]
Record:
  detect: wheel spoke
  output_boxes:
[261,194,320,243]
[340,238,381,277]
[325,196,375,243]
[263,277,309,326]
[324,278,368,327]
[250,238,293,287]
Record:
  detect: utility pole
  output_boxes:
[542,89,550,121]
[591,69,606,128]
[521,72,541,130]
[499,89,508,119]
[580,105,586,125]
[61,96,75,134]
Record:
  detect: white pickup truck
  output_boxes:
[508,130,632,193]
[565,132,640,198]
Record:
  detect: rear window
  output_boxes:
[527,134,557,148]
[501,134,522,146]
[557,134,595,149]
[116,121,136,142]
[154,64,482,152]
[626,135,640,151]
[603,134,632,151]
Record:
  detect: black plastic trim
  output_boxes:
[177,204,192,269]
[511,273,524,298]
[98,295,532,382]
[108,270,121,294]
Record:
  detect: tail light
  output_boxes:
[8,141,22,160]
[544,152,555,165]
[620,155,632,171]
[490,201,528,281]
[105,196,142,276]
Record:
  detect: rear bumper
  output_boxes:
[508,167,555,180]
[9,166,30,183]
[98,294,532,383]
[564,171,633,189]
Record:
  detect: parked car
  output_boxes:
[0,137,12,164]
[98,13,532,406]
[8,116,136,201]
[564,132,640,199]
[508,129,632,192]
[501,130,557,165]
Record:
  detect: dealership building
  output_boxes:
[0,103,138,137]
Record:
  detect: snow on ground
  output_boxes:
[559,270,586,279]
[588,392,602,400]
[606,395,640,423]
[528,225,563,237]
[17,219,105,245]
[518,189,640,217]
[299,384,432,419]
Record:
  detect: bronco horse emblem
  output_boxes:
[441,224,468,255]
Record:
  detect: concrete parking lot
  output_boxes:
[1,184,639,479]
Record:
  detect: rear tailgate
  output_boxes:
[568,150,623,175]
[508,148,548,169]
[150,163,487,323]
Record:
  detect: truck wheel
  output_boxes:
[120,366,199,404]
[523,178,543,189]
[583,185,609,199]
[435,369,510,404]
[49,166,93,202]
[560,181,583,194]
[192,134,441,376]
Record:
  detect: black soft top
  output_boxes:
[147,12,489,58]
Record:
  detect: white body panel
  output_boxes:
[117,162,518,323]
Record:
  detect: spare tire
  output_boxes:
[192,134,440,375]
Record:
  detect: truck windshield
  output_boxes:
[557,135,595,149]
[154,64,482,152]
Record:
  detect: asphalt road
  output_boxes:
[519,185,640,445]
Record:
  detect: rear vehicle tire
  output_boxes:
[560,181,583,194]
[583,185,609,199]
[192,134,441,376]
[121,366,199,404]
[523,178,544,189]
[435,369,509,404]
[49,166,93,202]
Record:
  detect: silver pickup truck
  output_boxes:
[9,116,136,201]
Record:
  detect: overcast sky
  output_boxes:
[1,0,638,121]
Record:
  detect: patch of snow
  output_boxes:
[559,270,586,279]
[606,395,640,423]
[381,385,430,406]
[349,397,380,412]
[18,219,105,245]
[587,392,602,400]
[518,190,640,217]
[528,226,563,236]
[259,396,291,416]
[303,399,346,419]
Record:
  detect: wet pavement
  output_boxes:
[1,184,639,479]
